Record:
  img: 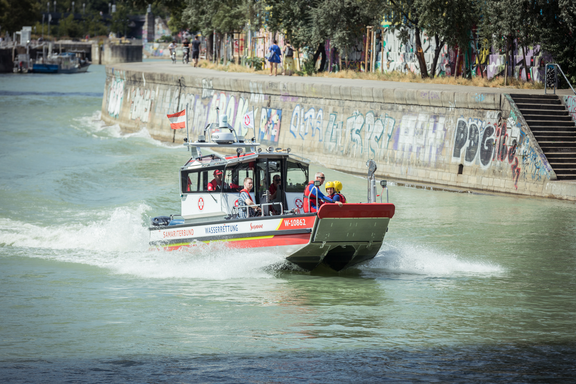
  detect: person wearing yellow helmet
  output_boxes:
[331,180,347,203]
[325,181,335,197]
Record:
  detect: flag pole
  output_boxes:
[185,103,190,153]
[252,106,256,141]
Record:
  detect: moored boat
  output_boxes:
[149,113,395,272]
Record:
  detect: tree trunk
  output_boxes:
[430,35,444,78]
[313,43,327,72]
[414,26,429,78]
[454,47,460,78]
[522,43,530,82]
[206,32,213,62]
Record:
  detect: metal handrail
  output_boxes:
[233,202,283,217]
[545,63,576,95]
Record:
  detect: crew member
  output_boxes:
[269,175,281,200]
[303,172,343,213]
[238,177,260,218]
[208,170,227,191]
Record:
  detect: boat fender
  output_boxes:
[152,216,171,226]
[168,218,185,226]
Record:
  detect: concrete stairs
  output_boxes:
[510,94,576,180]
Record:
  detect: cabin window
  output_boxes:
[182,167,226,193]
[286,160,308,192]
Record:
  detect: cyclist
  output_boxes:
[182,38,190,64]
[168,40,177,63]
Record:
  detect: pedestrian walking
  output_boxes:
[267,40,281,76]
[282,41,294,76]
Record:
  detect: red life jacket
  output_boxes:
[303,181,322,213]
[336,193,347,203]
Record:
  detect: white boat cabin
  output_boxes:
[179,149,310,222]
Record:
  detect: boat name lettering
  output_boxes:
[204,224,239,234]
[250,223,264,230]
[163,228,194,238]
[284,218,307,227]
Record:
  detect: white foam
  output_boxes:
[71,111,180,149]
[0,204,150,252]
[0,205,286,280]
[363,243,503,277]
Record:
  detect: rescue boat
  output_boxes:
[149,113,395,272]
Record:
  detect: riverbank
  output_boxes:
[100,61,576,201]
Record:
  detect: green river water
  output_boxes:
[0,64,575,382]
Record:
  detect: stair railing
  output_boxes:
[544,63,576,95]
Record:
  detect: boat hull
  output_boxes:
[32,64,59,73]
[149,203,395,272]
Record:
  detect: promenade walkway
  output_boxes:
[112,60,575,96]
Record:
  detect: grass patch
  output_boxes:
[196,60,544,89]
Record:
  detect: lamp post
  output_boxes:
[47,2,50,12]
[72,1,74,14]
[54,1,57,40]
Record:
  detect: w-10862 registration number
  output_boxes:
[283,218,308,227]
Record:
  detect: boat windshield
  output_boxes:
[286,160,309,192]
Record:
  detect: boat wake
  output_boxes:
[362,242,504,277]
[0,205,287,280]
[71,111,181,149]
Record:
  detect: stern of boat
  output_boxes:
[286,203,395,271]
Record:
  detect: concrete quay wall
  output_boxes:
[100,64,576,201]
[92,43,142,65]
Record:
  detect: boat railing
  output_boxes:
[232,201,284,218]
[308,184,321,213]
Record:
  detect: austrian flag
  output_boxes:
[167,109,187,130]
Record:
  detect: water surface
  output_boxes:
[1,66,575,382]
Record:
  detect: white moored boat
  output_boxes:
[149,113,395,271]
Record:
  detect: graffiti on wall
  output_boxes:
[259,108,282,145]
[451,111,549,188]
[565,96,576,122]
[107,73,125,118]
[128,87,154,122]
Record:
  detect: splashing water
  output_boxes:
[363,243,504,277]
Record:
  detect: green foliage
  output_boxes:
[536,0,576,84]
[181,0,249,35]
[157,35,173,42]
[58,14,82,38]
[301,56,317,76]
[0,0,42,34]
[244,56,265,70]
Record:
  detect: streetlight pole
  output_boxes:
[72,1,74,14]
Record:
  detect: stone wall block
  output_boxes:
[441,91,455,108]
[373,87,385,103]
[350,86,363,102]
[383,88,396,104]
[454,92,470,108]
[362,87,374,102]
[405,89,421,106]
[428,90,443,107]
[393,88,407,104]
[340,85,352,101]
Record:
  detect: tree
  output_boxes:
[418,0,480,78]
[381,0,436,78]
[537,0,576,84]
[0,0,41,35]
